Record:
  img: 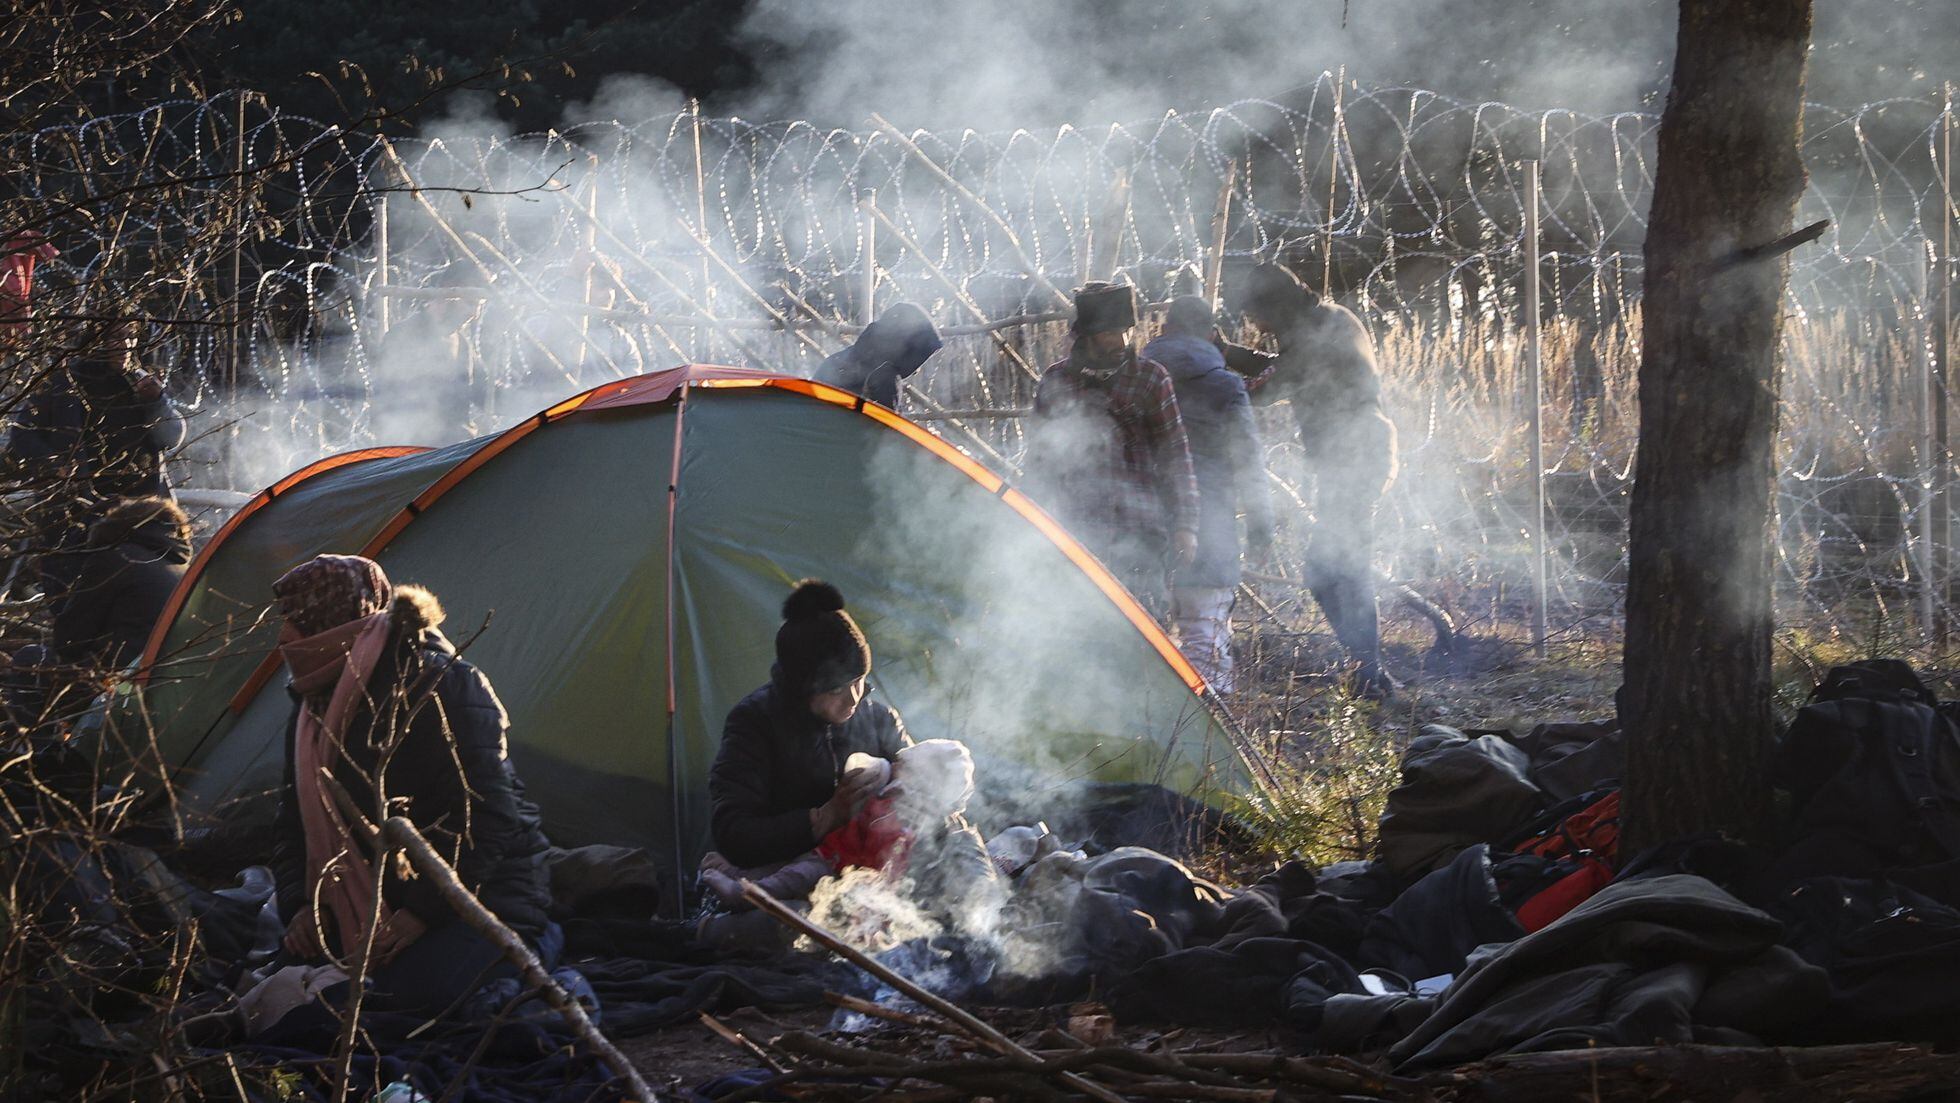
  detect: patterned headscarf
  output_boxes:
[272,555,393,637]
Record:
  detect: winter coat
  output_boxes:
[6,364,186,500]
[709,673,909,869]
[1025,349,1201,548]
[270,589,553,940]
[51,510,191,669]
[1224,299,1396,498]
[1142,333,1276,588]
[813,304,943,408]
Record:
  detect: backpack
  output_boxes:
[1775,662,1960,875]
[1497,790,1621,932]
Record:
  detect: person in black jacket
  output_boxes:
[707,580,908,872]
[1223,264,1400,698]
[267,555,551,1015]
[1142,296,1276,692]
[51,496,192,672]
[6,325,187,604]
[812,302,943,409]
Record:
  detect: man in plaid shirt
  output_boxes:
[1024,281,1199,616]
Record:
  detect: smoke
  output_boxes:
[729,0,1958,132]
[728,0,1679,131]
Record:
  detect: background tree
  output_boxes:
[1620,0,1816,855]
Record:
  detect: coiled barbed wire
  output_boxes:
[7,75,1955,650]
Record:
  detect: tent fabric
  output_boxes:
[133,366,1246,903]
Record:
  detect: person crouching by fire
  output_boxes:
[696,738,999,950]
[1023,281,1200,617]
[707,579,905,877]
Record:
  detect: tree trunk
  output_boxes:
[1621,0,1813,856]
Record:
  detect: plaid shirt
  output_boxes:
[1027,351,1200,543]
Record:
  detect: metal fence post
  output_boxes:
[859,189,878,325]
[1526,159,1549,658]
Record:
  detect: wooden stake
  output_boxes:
[870,113,1070,308]
[1207,160,1238,307]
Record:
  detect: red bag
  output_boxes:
[1515,791,1620,865]
[817,794,913,874]
[1514,857,1615,932]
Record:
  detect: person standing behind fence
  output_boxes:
[1223,263,1400,699]
[6,322,185,502]
[813,302,943,408]
[1023,281,1199,616]
[5,321,187,604]
[1142,296,1275,692]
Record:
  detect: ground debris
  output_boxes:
[1431,1041,1960,1102]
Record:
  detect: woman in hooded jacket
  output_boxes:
[267,554,552,1015]
[51,495,192,672]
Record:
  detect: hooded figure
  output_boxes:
[1223,264,1399,697]
[1141,296,1277,691]
[1024,281,1200,616]
[7,332,188,604]
[708,579,909,870]
[51,496,193,671]
[7,343,186,503]
[267,555,551,1017]
[813,302,944,408]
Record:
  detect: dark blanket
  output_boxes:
[1770,876,1960,1043]
[226,1017,621,1102]
[1384,874,1828,1069]
[1357,844,1523,981]
[1377,727,1543,879]
[579,953,867,1035]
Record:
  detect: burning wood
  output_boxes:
[736,878,1434,1102]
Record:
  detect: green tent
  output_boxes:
[135,366,1252,894]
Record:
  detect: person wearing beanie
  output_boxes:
[813,302,944,408]
[707,579,909,871]
[1141,296,1277,692]
[1022,280,1201,616]
[1220,263,1400,699]
[694,738,1001,951]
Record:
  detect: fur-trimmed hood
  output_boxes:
[89,497,191,564]
[391,584,446,635]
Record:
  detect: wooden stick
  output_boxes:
[1721,217,1831,269]
[869,114,1070,309]
[698,1011,789,1073]
[778,1033,1290,1103]
[672,212,829,358]
[1178,1052,1426,1098]
[376,141,602,382]
[1103,1083,1275,1102]
[907,406,1031,421]
[378,814,657,1103]
[556,190,774,365]
[1207,159,1238,305]
[739,881,1127,1103]
[824,990,974,1037]
[867,202,1043,383]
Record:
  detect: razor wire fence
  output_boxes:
[5,72,1958,655]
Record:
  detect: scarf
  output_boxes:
[280,611,396,958]
[1067,336,1132,385]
